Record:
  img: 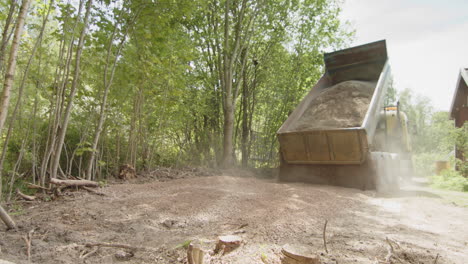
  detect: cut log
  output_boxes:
[215,235,242,254]
[16,189,36,201]
[281,244,321,264]
[50,178,99,187]
[0,204,16,230]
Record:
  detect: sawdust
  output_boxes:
[292,80,376,130]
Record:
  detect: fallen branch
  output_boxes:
[433,253,439,264]
[82,186,105,196]
[80,247,99,260]
[0,204,16,230]
[85,242,138,251]
[323,219,328,254]
[238,223,248,229]
[50,178,99,188]
[27,183,49,191]
[385,237,394,263]
[17,189,36,201]
[23,229,34,262]
[84,242,158,253]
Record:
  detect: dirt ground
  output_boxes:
[1,169,467,264]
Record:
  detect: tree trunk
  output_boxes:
[31,88,38,184]
[220,0,250,168]
[40,0,85,185]
[241,69,249,167]
[7,138,27,201]
[0,0,17,72]
[0,0,31,199]
[50,0,93,180]
[0,0,31,132]
[0,0,52,198]
[85,16,133,180]
[221,0,233,167]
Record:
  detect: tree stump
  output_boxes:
[281,244,321,264]
[214,235,242,254]
[118,164,136,179]
[187,240,212,264]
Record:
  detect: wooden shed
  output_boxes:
[449,68,468,161]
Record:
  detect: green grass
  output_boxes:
[428,169,468,207]
[174,240,192,249]
[430,188,468,207]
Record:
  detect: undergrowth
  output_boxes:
[431,169,468,192]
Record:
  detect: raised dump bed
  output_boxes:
[277,40,391,166]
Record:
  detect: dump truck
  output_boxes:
[277,40,412,191]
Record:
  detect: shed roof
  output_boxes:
[450,68,468,119]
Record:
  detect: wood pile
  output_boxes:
[119,164,136,179]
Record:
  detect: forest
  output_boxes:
[0,0,353,199]
[0,0,466,201]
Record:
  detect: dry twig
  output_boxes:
[80,247,99,260]
[27,183,50,191]
[85,242,139,251]
[385,237,394,263]
[85,242,158,255]
[433,253,439,264]
[323,219,329,254]
[23,229,34,262]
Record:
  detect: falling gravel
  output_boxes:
[291,80,376,130]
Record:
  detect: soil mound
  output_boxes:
[291,80,376,130]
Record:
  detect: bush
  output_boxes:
[413,153,445,177]
[431,169,468,192]
[454,158,468,177]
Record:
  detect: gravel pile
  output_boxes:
[291,80,376,130]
